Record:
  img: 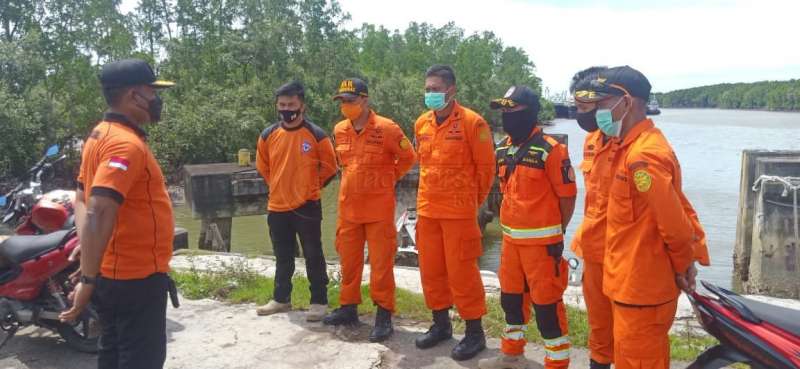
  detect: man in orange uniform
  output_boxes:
[60,59,177,369]
[571,66,710,369]
[255,81,338,322]
[413,65,496,361]
[569,67,711,369]
[479,86,577,369]
[322,78,416,342]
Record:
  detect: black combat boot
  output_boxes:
[451,318,486,361]
[369,306,394,342]
[322,304,358,326]
[589,359,611,369]
[415,308,453,349]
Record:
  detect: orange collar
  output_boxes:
[619,118,654,148]
[344,110,376,134]
[428,101,464,129]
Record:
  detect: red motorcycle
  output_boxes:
[0,145,99,352]
[688,281,800,369]
[2,145,75,235]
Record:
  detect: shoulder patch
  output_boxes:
[303,121,329,142]
[399,137,411,150]
[478,126,491,142]
[633,169,652,192]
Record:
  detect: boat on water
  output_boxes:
[647,95,661,115]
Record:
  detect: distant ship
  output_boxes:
[647,95,661,115]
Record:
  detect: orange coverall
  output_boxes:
[604,118,710,369]
[496,129,576,369]
[414,101,495,320]
[572,128,712,367]
[333,111,416,311]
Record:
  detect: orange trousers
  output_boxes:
[583,261,614,365]
[499,240,570,369]
[336,218,397,312]
[416,216,486,320]
[612,299,678,369]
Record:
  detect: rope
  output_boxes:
[753,175,800,242]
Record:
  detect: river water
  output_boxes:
[0,109,794,286]
[169,109,799,288]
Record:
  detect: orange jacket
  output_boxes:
[414,101,496,219]
[604,119,707,306]
[571,131,616,263]
[573,130,712,265]
[333,111,416,223]
[256,120,337,212]
[496,128,577,245]
[77,113,173,280]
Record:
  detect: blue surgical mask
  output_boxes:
[424,92,447,111]
[596,97,627,137]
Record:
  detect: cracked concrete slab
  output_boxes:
[0,296,700,369]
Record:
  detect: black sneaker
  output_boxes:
[369,306,394,342]
[322,304,358,326]
[451,330,486,361]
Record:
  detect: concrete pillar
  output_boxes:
[733,150,800,298]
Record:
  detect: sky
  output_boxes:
[120,0,800,94]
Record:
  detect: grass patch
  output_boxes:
[172,265,717,361]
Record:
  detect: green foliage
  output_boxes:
[2,0,551,180]
[656,80,800,111]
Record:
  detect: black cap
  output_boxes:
[572,65,651,102]
[333,78,368,100]
[490,85,540,110]
[99,59,175,89]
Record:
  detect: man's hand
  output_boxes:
[59,282,94,323]
[68,244,81,262]
[676,262,698,293]
[68,245,82,283]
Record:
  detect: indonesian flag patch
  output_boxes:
[108,156,130,171]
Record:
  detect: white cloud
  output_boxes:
[118,0,800,93]
[338,0,799,93]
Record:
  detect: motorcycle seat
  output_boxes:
[733,294,800,337]
[0,230,72,265]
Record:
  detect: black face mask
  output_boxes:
[279,109,301,123]
[502,108,536,145]
[136,92,163,122]
[576,108,599,132]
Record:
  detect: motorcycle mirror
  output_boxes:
[45,144,60,158]
[0,196,6,207]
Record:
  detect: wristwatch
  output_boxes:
[80,275,98,285]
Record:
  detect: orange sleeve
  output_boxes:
[317,136,337,188]
[629,152,695,274]
[389,124,416,181]
[88,140,145,204]
[413,115,425,150]
[255,136,270,185]
[545,143,578,198]
[681,192,711,266]
[470,117,496,205]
